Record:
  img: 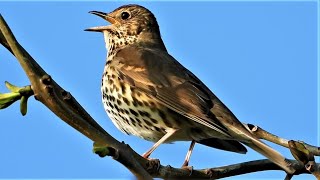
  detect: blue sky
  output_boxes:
[0,1,318,179]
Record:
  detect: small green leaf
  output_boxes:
[0,92,20,109]
[1,82,34,116]
[20,96,28,116]
[288,140,314,164]
[93,142,111,157]
[5,81,21,92]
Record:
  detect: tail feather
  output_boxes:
[197,138,247,154]
[219,117,295,174]
[242,135,295,174]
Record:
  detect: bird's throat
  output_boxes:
[103,30,138,57]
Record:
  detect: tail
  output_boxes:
[220,117,295,173]
[242,135,295,174]
[197,138,247,154]
[209,99,295,173]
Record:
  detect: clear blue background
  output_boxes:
[0,1,318,179]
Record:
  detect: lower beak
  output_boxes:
[84,26,111,32]
[85,11,117,32]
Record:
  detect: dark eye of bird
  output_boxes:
[121,12,130,20]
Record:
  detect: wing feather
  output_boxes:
[112,46,230,137]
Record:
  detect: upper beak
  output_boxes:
[85,11,117,32]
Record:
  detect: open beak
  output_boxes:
[85,11,117,32]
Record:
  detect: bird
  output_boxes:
[86,4,294,174]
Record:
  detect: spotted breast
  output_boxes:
[101,59,185,142]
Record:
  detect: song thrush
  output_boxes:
[86,4,294,173]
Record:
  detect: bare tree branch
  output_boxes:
[149,159,311,179]
[244,124,320,156]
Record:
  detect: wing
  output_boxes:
[112,45,231,137]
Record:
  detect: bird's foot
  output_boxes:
[181,165,193,176]
[145,158,161,173]
[205,168,215,178]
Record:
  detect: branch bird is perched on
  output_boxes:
[86,4,294,174]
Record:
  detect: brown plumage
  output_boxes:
[86,4,294,173]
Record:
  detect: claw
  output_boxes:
[146,158,161,173]
[205,169,214,178]
[181,165,193,176]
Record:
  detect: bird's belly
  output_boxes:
[101,71,182,142]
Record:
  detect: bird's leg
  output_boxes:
[181,140,196,167]
[142,129,178,158]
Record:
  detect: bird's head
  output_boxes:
[86,4,166,51]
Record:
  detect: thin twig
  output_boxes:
[244,123,320,156]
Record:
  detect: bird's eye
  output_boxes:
[121,11,130,20]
